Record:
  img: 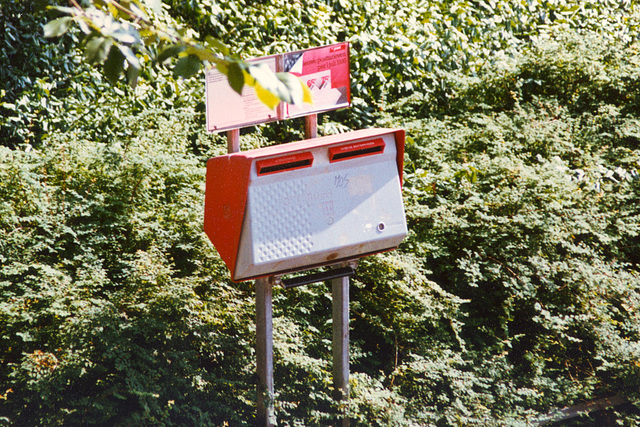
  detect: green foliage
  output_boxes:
[390,32,640,424]
[0,0,198,148]
[164,0,640,127]
[45,1,312,110]
[0,109,257,425]
[0,0,309,149]
[0,0,79,147]
[3,0,640,425]
[5,0,639,146]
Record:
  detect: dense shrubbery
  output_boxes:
[4,0,639,147]
[0,0,74,147]
[392,32,640,424]
[0,110,257,425]
[2,0,640,425]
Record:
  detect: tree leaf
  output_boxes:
[254,82,280,110]
[127,62,140,87]
[144,0,163,14]
[118,45,140,70]
[205,36,229,56]
[128,1,149,20]
[103,46,125,84]
[43,17,73,38]
[157,45,185,63]
[111,25,140,45]
[184,46,218,63]
[227,62,245,95]
[76,16,91,34]
[85,37,114,64]
[277,73,304,105]
[301,78,313,105]
[173,54,201,79]
[47,6,77,15]
[247,63,285,101]
[215,61,229,76]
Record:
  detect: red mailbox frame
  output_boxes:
[204,128,405,281]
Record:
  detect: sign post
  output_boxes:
[227,128,240,153]
[256,277,274,426]
[305,115,349,425]
[204,43,406,426]
[332,272,350,426]
[304,114,318,140]
[227,128,274,425]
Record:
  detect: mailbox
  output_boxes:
[204,128,407,281]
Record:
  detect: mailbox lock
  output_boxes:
[377,222,386,232]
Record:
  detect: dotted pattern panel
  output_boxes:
[250,179,314,264]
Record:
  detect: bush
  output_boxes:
[0,109,259,425]
[3,1,640,425]
[388,32,640,424]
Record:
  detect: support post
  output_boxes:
[227,128,240,153]
[304,114,318,139]
[227,129,274,426]
[332,273,350,426]
[305,112,349,424]
[256,277,274,426]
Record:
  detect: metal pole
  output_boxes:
[332,273,350,426]
[227,129,274,426]
[256,277,274,426]
[305,115,350,424]
[304,114,318,139]
[227,128,240,153]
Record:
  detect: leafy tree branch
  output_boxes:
[43,0,311,109]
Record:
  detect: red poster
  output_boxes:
[205,43,350,133]
[283,42,351,118]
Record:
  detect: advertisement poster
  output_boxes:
[205,56,279,133]
[205,43,350,133]
[283,42,351,118]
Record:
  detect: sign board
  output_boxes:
[205,55,279,132]
[205,42,350,133]
[282,43,350,118]
[203,128,407,281]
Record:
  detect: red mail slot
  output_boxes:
[256,152,314,175]
[329,138,385,162]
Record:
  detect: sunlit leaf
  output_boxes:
[107,3,119,18]
[144,0,163,14]
[43,17,73,38]
[118,45,140,70]
[247,63,285,101]
[128,1,149,20]
[111,25,140,45]
[47,6,77,15]
[85,36,113,64]
[254,82,280,110]
[277,72,304,105]
[301,78,313,104]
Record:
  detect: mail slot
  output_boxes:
[204,128,407,281]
